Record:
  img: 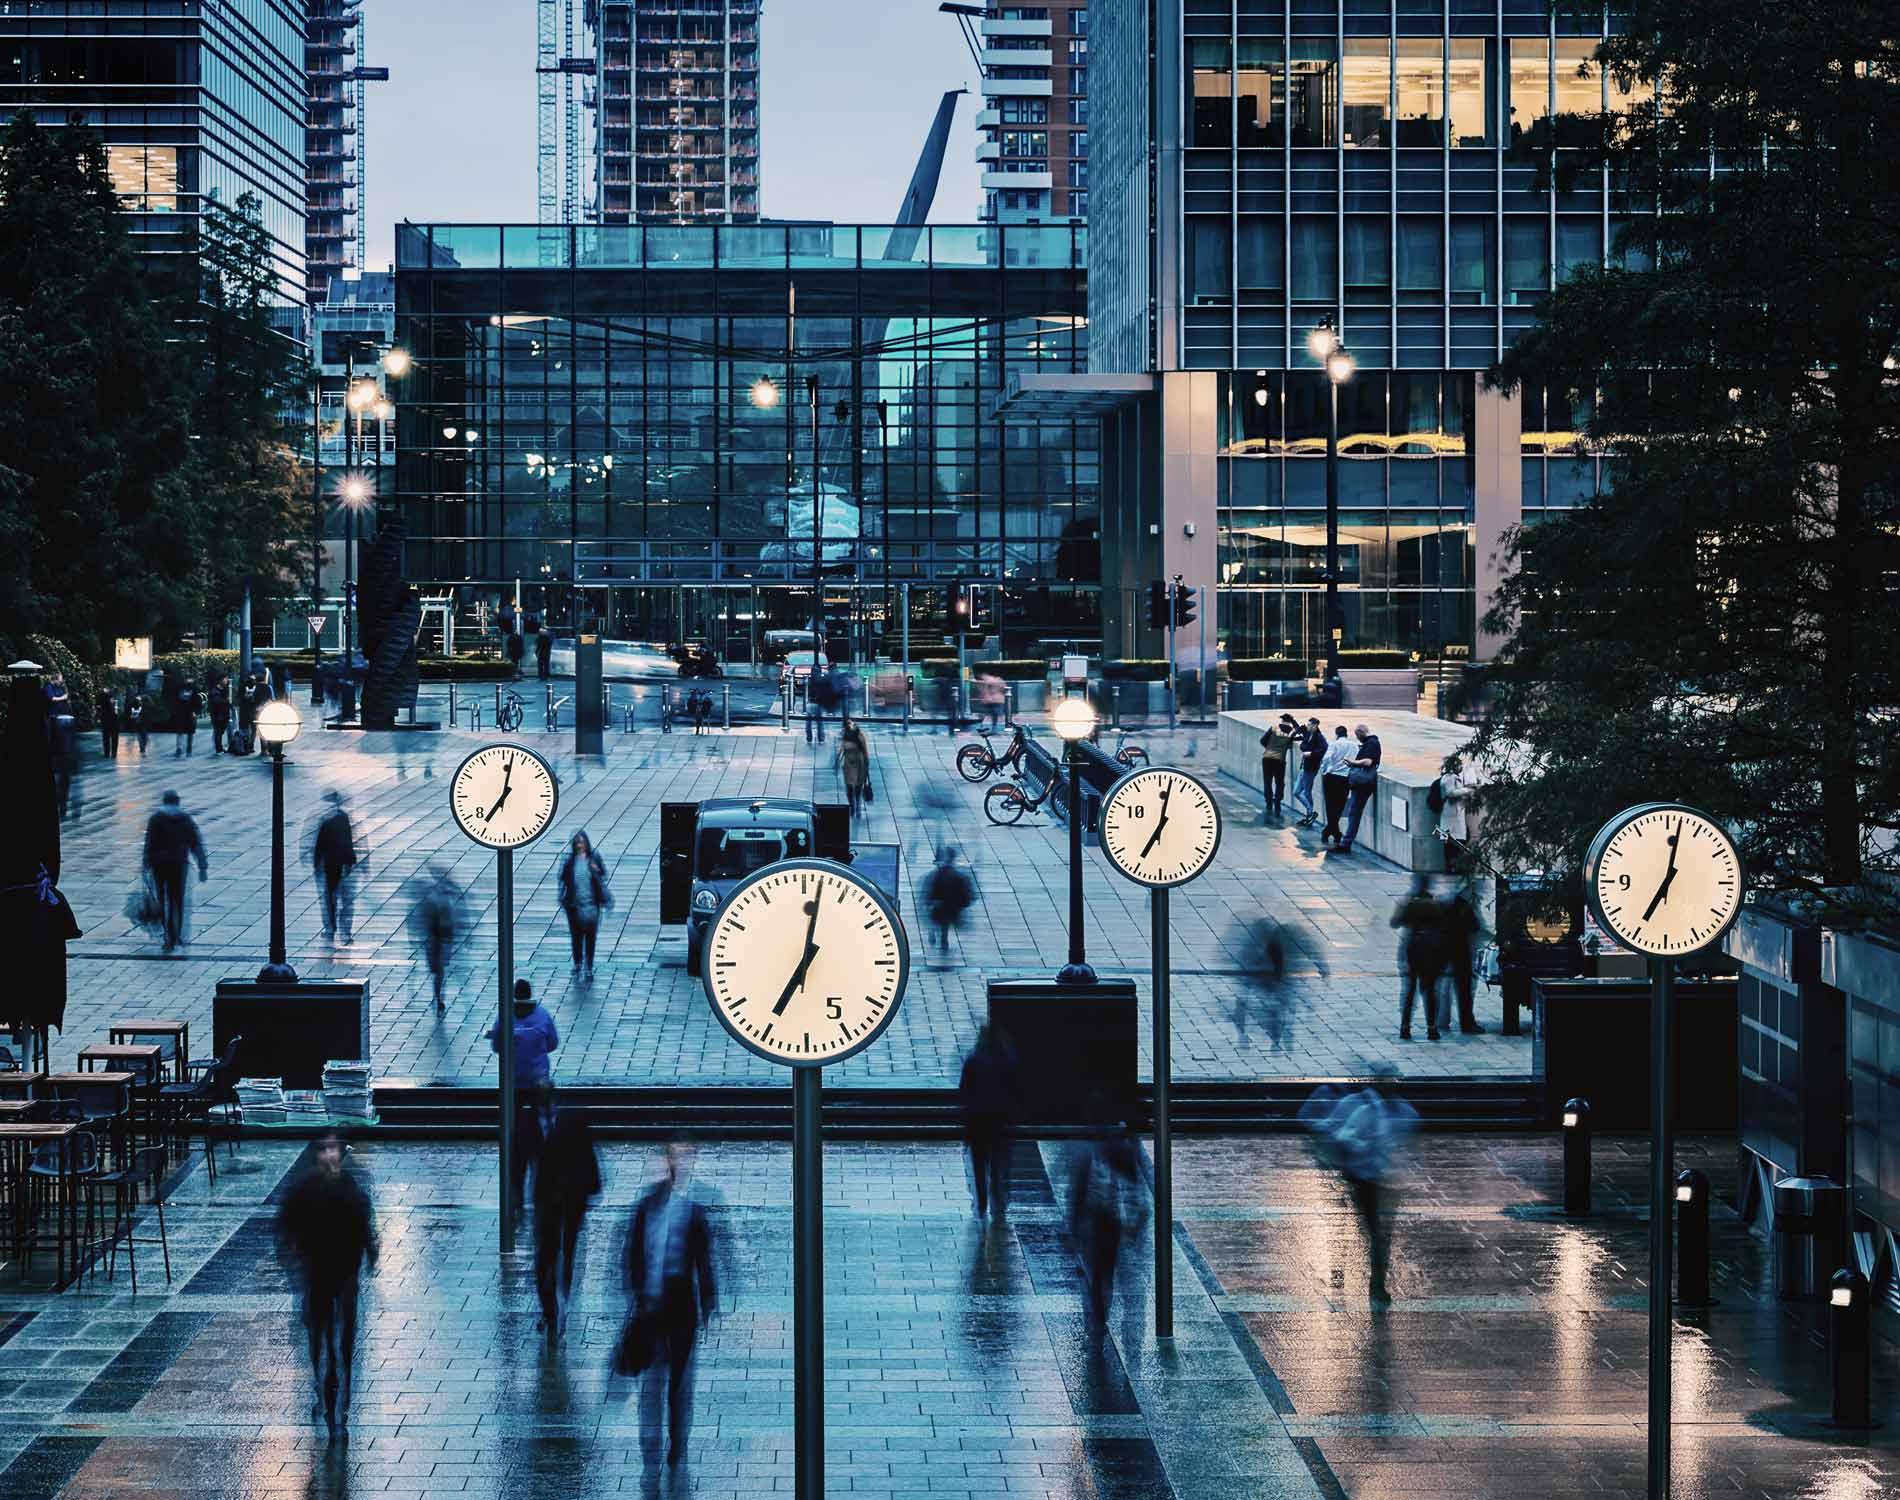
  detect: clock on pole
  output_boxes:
[699,857,910,1500]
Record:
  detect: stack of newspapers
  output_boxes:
[322,1060,374,1122]
[234,1077,285,1126]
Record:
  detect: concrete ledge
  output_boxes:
[1217,709,1474,872]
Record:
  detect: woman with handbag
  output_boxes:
[837,717,872,820]
[1339,724,1383,855]
[1316,725,1356,848]
[556,831,612,984]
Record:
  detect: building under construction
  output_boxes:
[306,0,388,304]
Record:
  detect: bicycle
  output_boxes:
[496,691,524,733]
[1093,725,1149,769]
[983,769,1071,827]
[545,694,570,732]
[956,724,1028,783]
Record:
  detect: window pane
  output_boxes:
[1189,40,1233,148]
[1344,216,1389,292]
[1289,42,1338,149]
[1448,39,1494,147]
[1507,38,1550,152]
[1237,40,1283,147]
[1555,217,1602,281]
[1189,217,1232,303]
[1395,40,1445,148]
[1290,218,1337,301]
[1554,40,1601,117]
[1397,216,1443,290]
[1504,217,1549,301]
[1449,216,1495,303]
[1343,39,1390,147]
[1237,216,1284,292]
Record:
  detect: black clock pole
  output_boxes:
[1152,885,1173,1339]
[793,1063,824,1500]
[498,848,516,1256]
[1648,955,1674,1499]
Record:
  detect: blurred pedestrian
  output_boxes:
[1391,876,1447,1041]
[1317,725,1354,846]
[208,675,232,754]
[95,687,119,759]
[688,688,712,735]
[49,709,77,820]
[174,679,200,757]
[1231,915,1329,1051]
[235,673,256,754]
[489,980,559,1214]
[1069,1111,1144,1327]
[1431,757,1471,874]
[1441,882,1484,1035]
[557,830,611,984]
[837,717,872,820]
[936,669,958,735]
[975,672,1006,730]
[1339,723,1382,855]
[142,790,206,953]
[616,1141,720,1476]
[533,1092,601,1345]
[923,846,975,956]
[959,1024,1017,1220]
[1299,1072,1417,1304]
[1257,713,1297,819]
[535,627,552,681]
[407,865,463,1011]
[505,627,525,679]
[126,688,149,756]
[313,790,360,944]
[274,1131,378,1434]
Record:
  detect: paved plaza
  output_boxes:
[45,714,1529,1086]
[0,1132,1892,1498]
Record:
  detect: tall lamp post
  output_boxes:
[750,370,828,665]
[1308,319,1355,664]
[1051,695,1098,985]
[255,700,303,984]
[338,474,372,666]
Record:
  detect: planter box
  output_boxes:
[214,979,369,1091]
[987,977,1138,1128]
[1339,668,1420,710]
[1099,679,1168,720]
[1532,976,1737,1129]
[1010,679,1048,714]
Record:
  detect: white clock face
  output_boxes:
[1588,804,1743,957]
[1100,767,1222,888]
[449,744,559,850]
[702,860,910,1067]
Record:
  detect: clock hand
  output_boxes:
[1640,823,1681,921]
[772,896,824,1016]
[483,760,515,821]
[484,785,513,823]
[1140,784,1172,858]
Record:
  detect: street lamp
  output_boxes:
[750,374,780,409]
[338,474,372,668]
[1311,318,1355,664]
[1051,694,1099,986]
[254,699,302,985]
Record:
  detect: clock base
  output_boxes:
[1056,961,1098,986]
[256,961,300,985]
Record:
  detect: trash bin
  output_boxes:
[1772,1176,1846,1302]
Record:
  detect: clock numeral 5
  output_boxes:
[825,997,842,1021]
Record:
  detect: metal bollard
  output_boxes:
[1829,1269,1876,1429]
[902,682,912,734]
[1006,684,1016,727]
[722,682,731,730]
[660,686,672,734]
[1675,1169,1712,1307]
[1112,684,1122,728]
[1561,1097,1592,1217]
[1218,682,1230,714]
[495,683,502,723]
[780,683,791,733]
[448,682,456,726]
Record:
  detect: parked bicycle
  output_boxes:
[545,693,570,732]
[1092,725,1149,769]
[956,724,1029,783]
[983,771,1071,827]
[496,691,525,733]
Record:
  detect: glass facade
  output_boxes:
[392,223,1097,660]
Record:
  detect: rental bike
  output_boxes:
[956,724,1029,783]
[983,770,1071,827]
[496,691,525,733]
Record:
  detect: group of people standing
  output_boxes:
[1390,876,1484,1041]
[96,667,280,763]
[1258,715,1383,854]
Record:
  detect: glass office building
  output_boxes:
[1080,0,1649,664]
[391,222,1096,661]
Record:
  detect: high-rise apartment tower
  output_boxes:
[307,0,387,305]
[976,2,1089,225]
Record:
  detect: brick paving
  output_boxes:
[46,716,1528,1085]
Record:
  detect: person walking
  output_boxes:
[142,790,206,953]
[836,717,872,820]
[1069,1112,1144,1328]
[313,790,360,944]
[1339,723,1383,854]
[1299,1072,1417,1304]
[505,627,526,679]
[174,679,200,757]
[1431,757,1471,875]
[1316,725,1355,847]
[408,866,462,1012]
[1392,876,1447,1041]
[556,830,611,983]
[489,980,559,1214]
[207,675,232,754]
[95,688,119,760]
[126,689,149,756]
[923,846,975,957]
[1257,713,1297,819]
[275,1131,378,1434]
[534,627,552,681]
[617,1141,720,1476]
[234,673,256,755]
[959,1024,1017,1221]
[1292,717,1325,824]
[533,1092,601,1345]
[49,708,78,821]
[1441,883,1484,1035]
[975,672,1006,730]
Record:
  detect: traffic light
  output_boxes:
[1145,580,1169,630]
[1172,581,1198,629]
[951,580,969,624]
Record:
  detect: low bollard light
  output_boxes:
[1829,1268,1876,1429]
[722,683,731,730]
[1562,1097,1592,1216]
[1675,1168,1712,1307]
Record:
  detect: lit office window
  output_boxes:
[1236,40,1283,147]
[1288,42,1338,148]
[1554,40,1602,117]
[1447,39,1494,147]
[1188,40,1233,147]
[106,145,179,211]
[1343,39,1391,147]
[1507,38,1551,152]
[1395,40,1445,147]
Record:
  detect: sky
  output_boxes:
[364,0,985,271]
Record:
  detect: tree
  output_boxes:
[0,114,190,657]
[1465,2,1900,918]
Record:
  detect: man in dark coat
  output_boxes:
[958,1024,1016,1220]
[275,1132,378,1434]
[207,675,232,754]
[621,1142,719,1473]
[142,791,207,952]
[533,1096,601,1343]
[94,689,119,759]
[312,790,360,943]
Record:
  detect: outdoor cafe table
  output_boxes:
[78,1045,164,1087]
[106,1022,189,1084]
[0,1122,78,1286]
[0,1071,44,1103]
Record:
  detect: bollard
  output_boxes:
[722,682,731,730]
[1218,681,1229,714]
[449,681,457,727]
[1006,684,1015,727]
[1828,1268,1876,1429]
[1112,683,1122,728]
[660,686,672,734]
[1561,1097,1592,1217]
[495,683,502,723]
[902,681,912,734]
[781,683,791,733]
[1675,1169,1712,1307]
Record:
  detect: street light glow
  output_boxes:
[381,347,411,378]
[373,400,394,423]
[1052,695,1097,742]
[1326,349,1356,385]
[347,378,378,412]
[750,375,781,409]
[339,475,371,507]
[1307,322,1338,361]
[255,699,302,747]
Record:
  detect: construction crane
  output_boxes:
[536,0,594,225]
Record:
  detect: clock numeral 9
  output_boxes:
[1617,874,1631,890]
[825,998,842,1021]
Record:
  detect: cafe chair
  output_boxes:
[94,1146,172,1293]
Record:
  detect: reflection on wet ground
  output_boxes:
[0,1134,1892,1498]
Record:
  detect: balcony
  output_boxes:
[980,47,1051,68]
[980,16,1052,37]
[980,167,1052,189]
[985,76,1052,97]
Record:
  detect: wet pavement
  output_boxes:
[49,716,1524,1086]
[0,1132,1893,1497]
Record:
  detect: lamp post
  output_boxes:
[255,699,303,985]
[805,374,822,663]
[1308,319,1354,664]
[1051,695,1098,985]
[339,473,371,667]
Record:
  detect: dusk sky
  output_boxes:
[364,0,985,269]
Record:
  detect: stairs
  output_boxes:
[359,515,422,730]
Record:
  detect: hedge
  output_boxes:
[981,659,1052,681]
[27,636,99,730]
[1102,659,1169,682]
[1227,657,1308,682]
[1334,650,1416,670]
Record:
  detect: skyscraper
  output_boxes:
[592,0,762,225]
[0,0,309,302]
[976,2,1090,227]
[306,0,388,306]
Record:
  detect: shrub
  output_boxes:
[981,659,1051,681]
[416,657,517,682]
[1227,657,1308,682]
[1334,649,1415,670]
[28,636,98,730]
[1102,659,1168,682]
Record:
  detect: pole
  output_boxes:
[497,848,517,1255]
[258,743,296,984]
[1648,957,1674,1499]
[793,1064,824,1500]
[1326,375,1342,654]
[1198,586,1208,723]
[1166,582,1177,732]
[311,375,325,705]
[808,374,823,667]
[343,350,356,662]
[240,578,254,688]
[1152,886,1173,1338]
[1066,748,1087,972]
[878,400,891,615]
